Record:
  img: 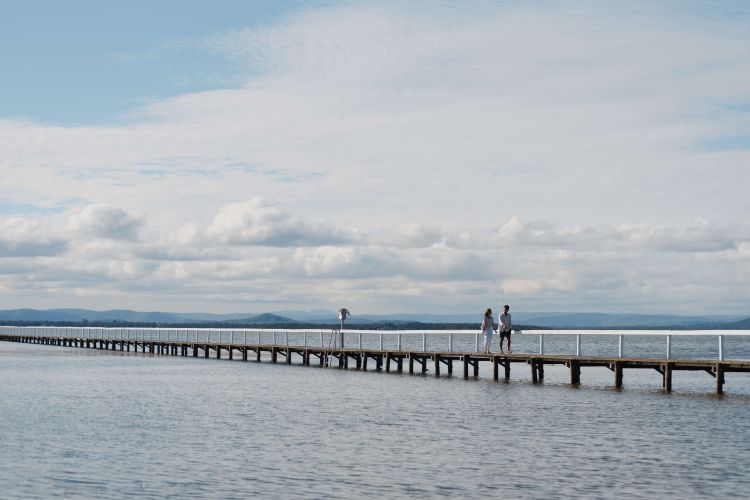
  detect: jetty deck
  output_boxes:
[3,332,749,394]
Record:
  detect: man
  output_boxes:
[498,305,512,354]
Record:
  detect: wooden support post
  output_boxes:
[204,345,209,358]
[229,347,233,360]
[338,353,344,369]
[434,354,441,376]
[463,357,469,379]
[473,359,479,377]
[361,353,367,371]
[271,347,277,363]
[493,358,499,381]
[538,362,544,381]
[614,362,623,388]
[355,354,362,370]
[504,361,511,381]
[422,357,427,374]
[447,359,453,376]
[193,345,198,357]
[286,348,291,364]
[242,348,248,361]
[716,364,725,394]
[397,357,403,372]
[257,348,262,362]
[531,361,538,383]
[663,363,672,393]
[409,356,414,374]
[570,361,581,385]
[385,352,391,372]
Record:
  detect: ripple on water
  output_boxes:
[1,342,749,499]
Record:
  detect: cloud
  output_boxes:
[205,198,356,247]
[614,219,747,252]
[372,224,445,248]
[0,217,67,257]
[68,205,143,241]
[1,2,749,313]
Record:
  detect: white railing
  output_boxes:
[0,326,483,352]
[523,329,750,361]
[1,326,749,360]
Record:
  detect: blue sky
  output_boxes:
[1,1,749,314]
[0,0,313,123]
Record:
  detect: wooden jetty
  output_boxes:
[2,332,749,394]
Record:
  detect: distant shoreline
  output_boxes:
[2,320,749,330]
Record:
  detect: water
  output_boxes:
[2,340,750,499]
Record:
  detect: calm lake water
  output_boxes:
[2,339,749,499]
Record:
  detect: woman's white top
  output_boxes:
[482,316,496,334]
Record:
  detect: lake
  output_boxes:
[1,339,749,498]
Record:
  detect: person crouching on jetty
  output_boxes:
[481,308,497,353]
[499,305,512,354]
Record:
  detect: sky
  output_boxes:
[1,0,749,315]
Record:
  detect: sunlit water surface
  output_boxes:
[1,340,749,499]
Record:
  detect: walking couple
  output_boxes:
[481,305,512,354]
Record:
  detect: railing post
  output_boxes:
[719,335,724,361]
[284,332,288,346]
[448,333,453,352]
[618,335,624,358]
[304,331,307,347]
[398,333,402,351]
[666,335,672,359]
[539,334,544,355]
[273,332,277,346]
[379,333,383,350]
[358,333,362,349]
[475,333,480,353]
[576,334,581,356]
[422,333,427,352]
[320,332,323,347]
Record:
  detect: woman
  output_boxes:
[481,308,496,354]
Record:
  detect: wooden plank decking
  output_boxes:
[2,333,749,394]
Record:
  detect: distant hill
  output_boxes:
[223,313,298,325]
[0,308,84,322]
[725,317,750,329]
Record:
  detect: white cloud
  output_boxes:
[68,205,143,241]
[0,217,67,257]
[205,198,356,246]
[0,2,749,313]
